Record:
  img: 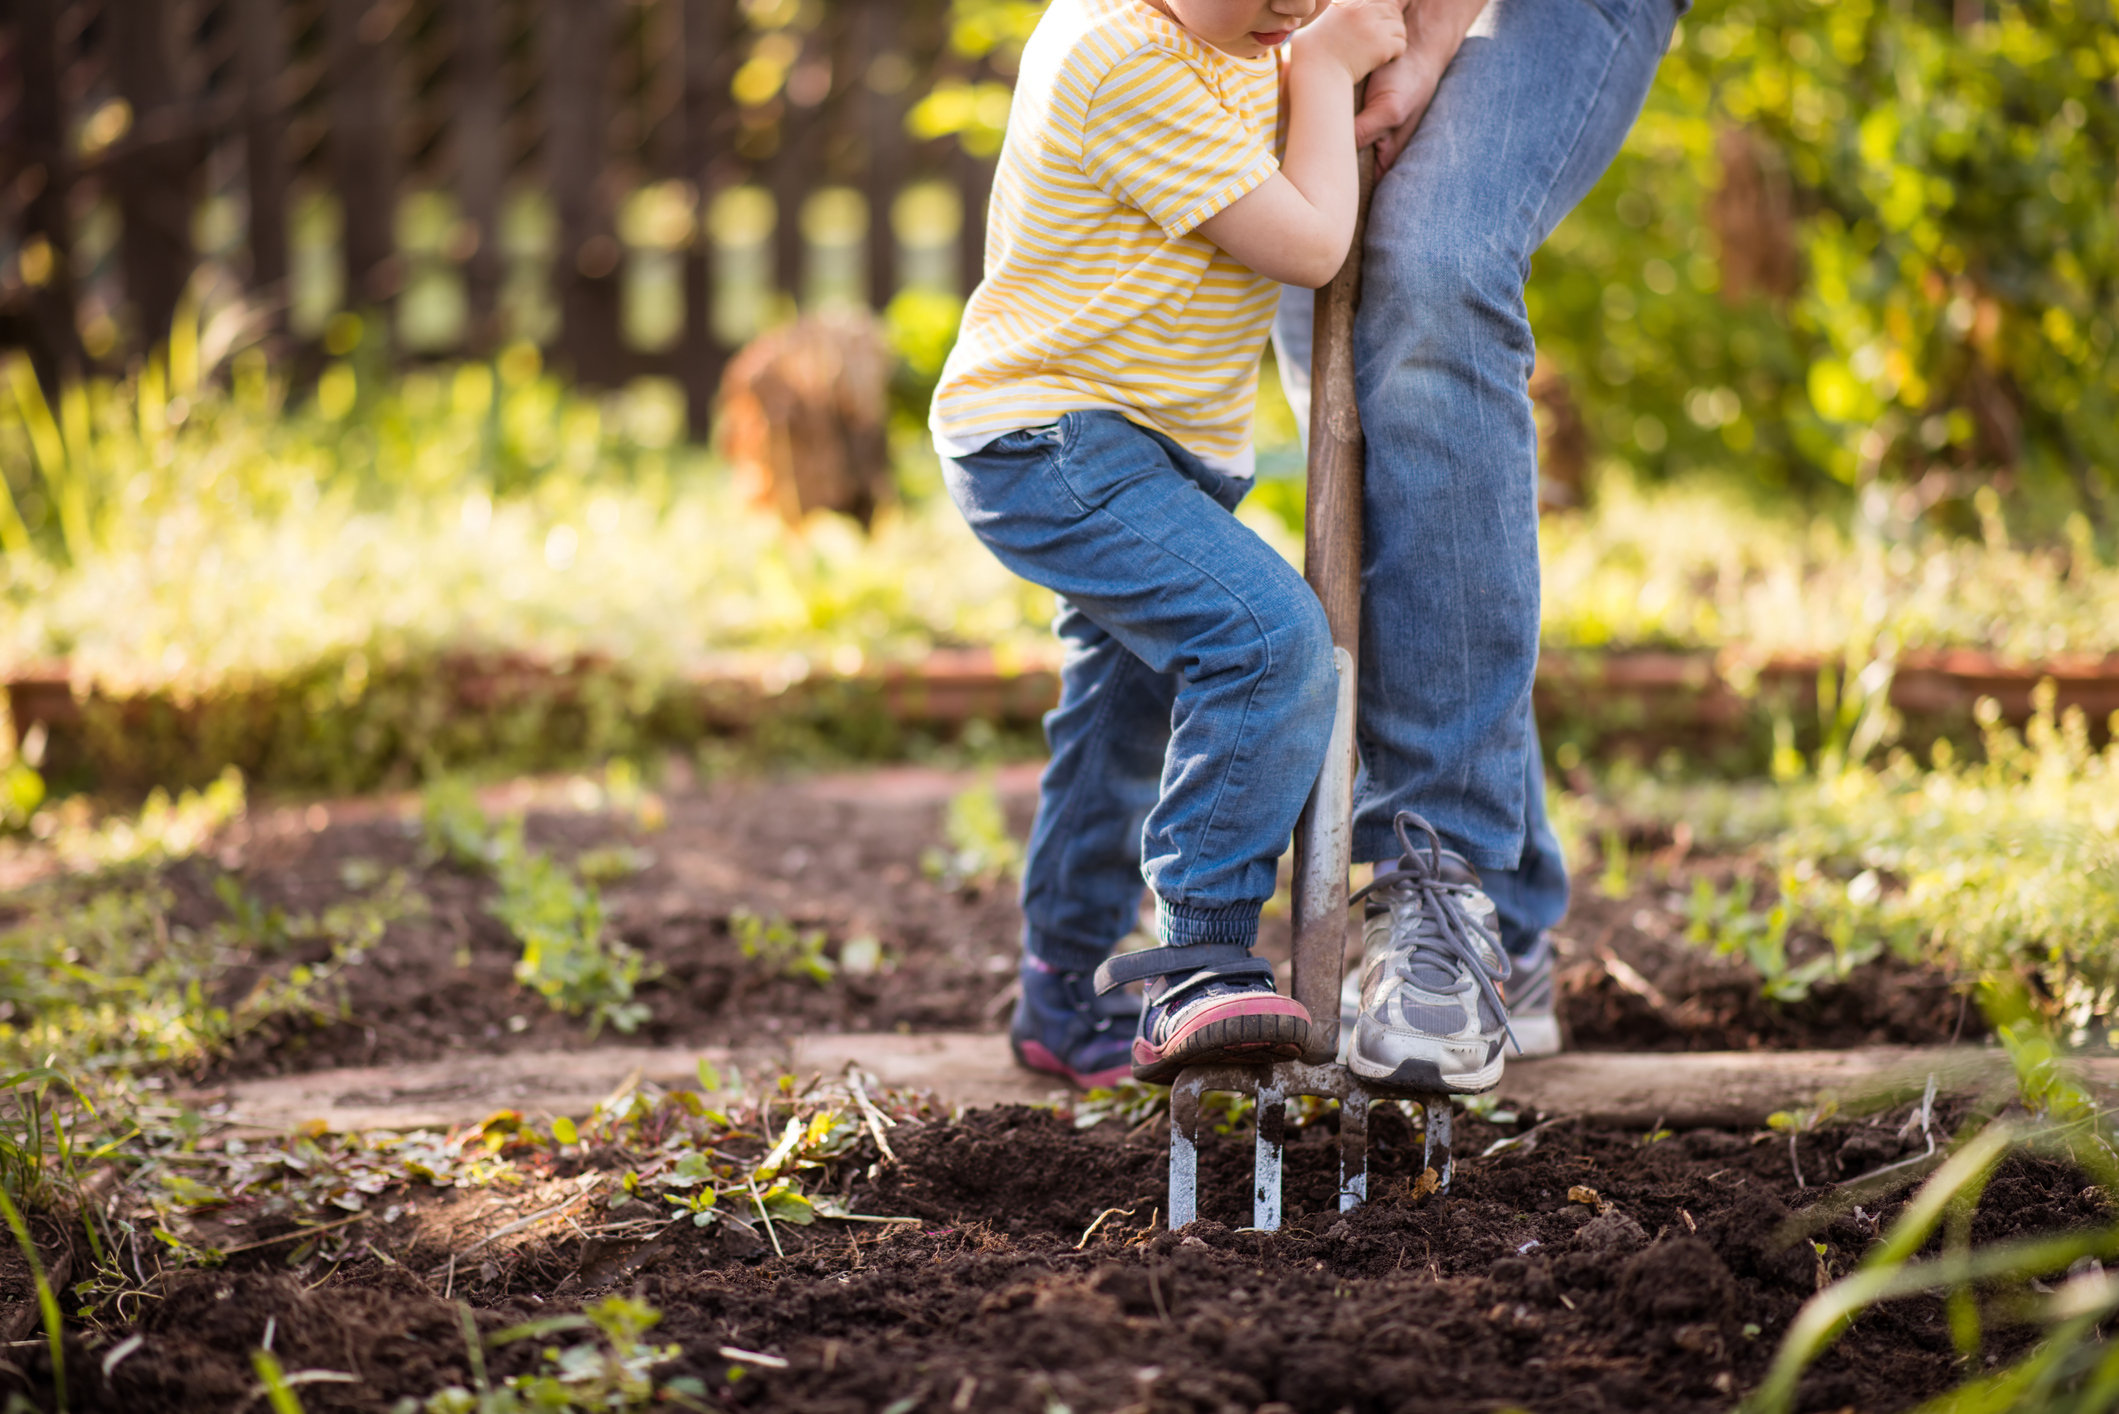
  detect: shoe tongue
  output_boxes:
[1401,940,1467,994]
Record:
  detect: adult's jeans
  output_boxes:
[1273,0,1681,949]
[942,411,1338,969]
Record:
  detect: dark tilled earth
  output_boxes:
[111,762,1982,1081]
[13,1102,2097,1413]
[0,763,2033,1413]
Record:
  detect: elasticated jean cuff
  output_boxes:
[1154,898,1261,949]
[1022,925,1117,977]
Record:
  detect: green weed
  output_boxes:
[1601,683,2119,1027]
[729,908,835,986]
[29,767,246,873]
[1681,874,1852,1003]
[921,771,1024,889]
[0,1178,65,1410]
[395,1296,705,1413]
[1745,985,2119,1414]
[491,848,649,1036]
[421,776,508,872]
[419,776,654,1034]
[0,866,417,1074]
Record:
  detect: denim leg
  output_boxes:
[1479,706,1572,956]
[943,412,1338,952]
[1018,600,1176,973]
[1276,0,1678,874]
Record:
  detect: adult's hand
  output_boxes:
[1355,0,1491,170]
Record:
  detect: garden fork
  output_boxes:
[1167,148,1455,1231]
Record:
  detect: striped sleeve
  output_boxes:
[1079,46,1279,240]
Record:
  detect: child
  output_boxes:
[932,0,1407,1084]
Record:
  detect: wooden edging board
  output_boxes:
[195,1033,2119,1138]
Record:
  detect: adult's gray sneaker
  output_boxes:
[1347,811,1519,1094]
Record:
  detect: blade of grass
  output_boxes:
[0,1182,66,1413]
[1745,1121,2022,1414]
[1746,1225,2119,1414]
[457,1301,490,1397]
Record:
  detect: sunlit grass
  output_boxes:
[1539,470,2119,663]
[3,344,2113,711]
[1592,681,2119,1035]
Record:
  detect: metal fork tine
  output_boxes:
[1253,1080,1285,1231]
[1166,1060,1450,1229]
[1424,1098,1454,1189]
[1168,1073,1202,1230]
[1337,1088,1368,1212]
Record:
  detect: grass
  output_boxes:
[0,339,1057,696]
[1539,469,2119,665]
[2,338,2115,784]
[0,777,420,1076]
[1578,678,2119,1035]
[1741,984,2119,1414]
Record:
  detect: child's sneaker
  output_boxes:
[1010,958,1139,1089]
[1346,811,1519,1093]
[1092,945,1309,1084]
[1504,931,1563,1058]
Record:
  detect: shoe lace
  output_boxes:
[1349,811,1520,1054]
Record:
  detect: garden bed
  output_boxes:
[7,1095,2102,1413]
[4,762,2108,1413]
[9,643,2118,798]
[129,762,1980,1084]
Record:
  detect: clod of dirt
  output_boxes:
[1617,1237,1740,1330]
[1577,1207,1649,1254]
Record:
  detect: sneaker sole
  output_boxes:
[1012,1038,1132,1091]
[1349,1047,1506,1095]
[1131,996,1310,1085]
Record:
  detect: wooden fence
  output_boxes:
[0,0,1008,429]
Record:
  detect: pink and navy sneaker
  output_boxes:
[1092,944,1310,1084]
[1010,957,1139,1089]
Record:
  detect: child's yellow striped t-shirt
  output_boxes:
[930,0,1282,476]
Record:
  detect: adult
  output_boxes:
[1272,0,1680,1081]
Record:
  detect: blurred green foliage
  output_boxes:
[891,0,2119,538]
[1532,0,2117,534]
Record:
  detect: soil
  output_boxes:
[1556,858,1985,1052]
[12,1099,2101,1413]
[0,764,2076,1413]
[88,762,1978,1082]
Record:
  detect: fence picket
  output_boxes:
[0,0,1007,407]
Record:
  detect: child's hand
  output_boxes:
[1292,0,1407,85]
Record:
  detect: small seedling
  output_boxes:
[492,849,650,1035]
[420,777,505,872]
[922,773,1024,888]
[730,908,835,985]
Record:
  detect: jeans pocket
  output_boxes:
[1046,411,1180,512]
[983,423,1063,456]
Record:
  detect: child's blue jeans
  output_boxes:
[941,411,1337,965]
